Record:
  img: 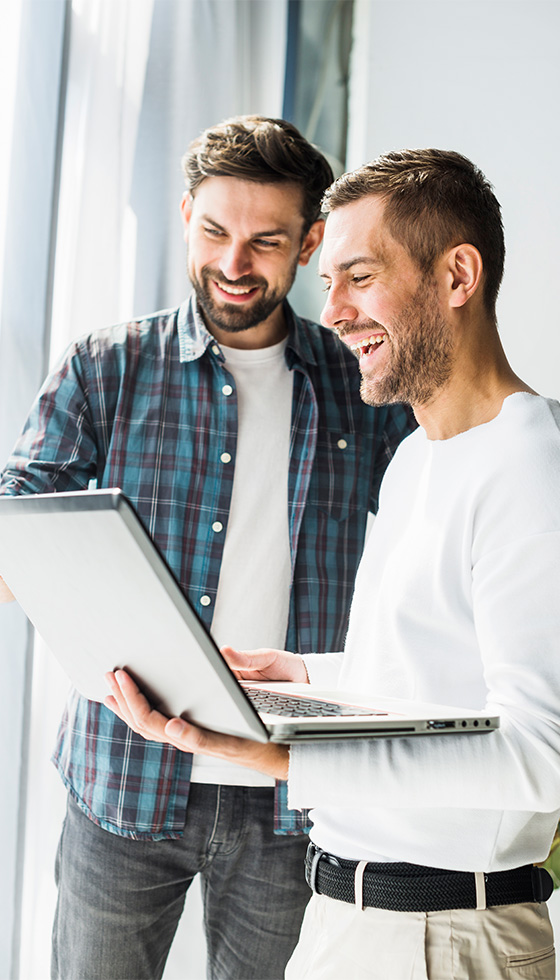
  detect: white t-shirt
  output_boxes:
[290,393,560,871]
[191,338,293,786]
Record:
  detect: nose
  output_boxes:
[320,284,359,331]
[219,241,253,282]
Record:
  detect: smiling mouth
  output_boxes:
[348,335,386,356]
[214,281,259,299]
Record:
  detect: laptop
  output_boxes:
[0,489,499,743]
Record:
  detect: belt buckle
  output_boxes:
[308,845,326,893]
[307,845,342,894]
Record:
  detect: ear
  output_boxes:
[297,219,325,267]
[445,244,484,309]
[180,192,193,243]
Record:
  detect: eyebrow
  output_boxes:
[200,214,291,239]
[318,254,386,277]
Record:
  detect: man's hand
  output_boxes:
[104,670,290,780]
[220,646,309,683]
[0,576,15,604]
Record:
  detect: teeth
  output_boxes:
[349,335,385,353]
[218,283,255,295]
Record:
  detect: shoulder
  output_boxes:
[480,394,560,480]
[64,307,180,365]
[466,394,560,545]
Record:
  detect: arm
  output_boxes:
[0,341,99,497]
[288,529,560,814]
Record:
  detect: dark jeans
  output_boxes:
[51,785,311,980]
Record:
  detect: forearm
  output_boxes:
[287,708,560,815]
[165,715,289,779]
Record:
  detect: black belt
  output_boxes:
[305,844,554,913]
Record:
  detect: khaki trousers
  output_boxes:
[285,894,555,979]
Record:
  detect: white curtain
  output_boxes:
[0,2,70,976]
[49,0,155,358]
[0,4,25,971]
[19,4,156,977]
[9,2,289,977]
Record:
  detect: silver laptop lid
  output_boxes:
[0,489,269,742]
[0,490,500,743]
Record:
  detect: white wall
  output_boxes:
[349,0,560,399]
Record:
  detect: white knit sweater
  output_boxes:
[290,393,560,871]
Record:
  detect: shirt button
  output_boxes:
[337,438,348,450]
[220,452,232,464]
[222,384,233,396]
[211,344,221,355]
[212,521,223,533]
[200,595,212,607]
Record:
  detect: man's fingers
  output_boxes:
[104,674,290,778]
[105,670,169,742]
[220,645,260,666]
[164,716,212,753]
[220,646,307,683]
[221,645,276,671]
[164,717,246,759]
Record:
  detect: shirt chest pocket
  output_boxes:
[306,433,365,523]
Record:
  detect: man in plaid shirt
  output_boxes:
[0,116,413,980]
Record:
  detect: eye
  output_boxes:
[351,275,371,285]
[204,227,224,237]
[254,239,280,249]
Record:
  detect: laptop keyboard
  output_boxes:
[246,688,386,717]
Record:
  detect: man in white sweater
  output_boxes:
[106,149,560,978]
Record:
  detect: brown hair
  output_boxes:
[182,115,334,233]
[323,149,505,316]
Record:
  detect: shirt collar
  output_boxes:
[177,292,318,368]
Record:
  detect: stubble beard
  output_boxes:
[190,261,298,334]
[360,278,454,408]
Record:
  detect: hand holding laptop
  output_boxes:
[0,490,499,743]
[221,645,309,684]
[105,667,290,780]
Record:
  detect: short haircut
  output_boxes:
[322,149,505,316]
[182,115,334,233]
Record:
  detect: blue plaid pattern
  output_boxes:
[0,296,414,838]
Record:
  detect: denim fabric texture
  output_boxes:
[52,788,311,980]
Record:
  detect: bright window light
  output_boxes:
[0,0,24,320]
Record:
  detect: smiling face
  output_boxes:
[319,195,454,407]
[181,176,323,347]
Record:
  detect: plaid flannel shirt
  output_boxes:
[0,296,414,839]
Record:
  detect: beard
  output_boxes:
[355,277,454,408]
[190,260,298,334]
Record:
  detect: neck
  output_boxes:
[413,322,537,440]
[205,304,288,350]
